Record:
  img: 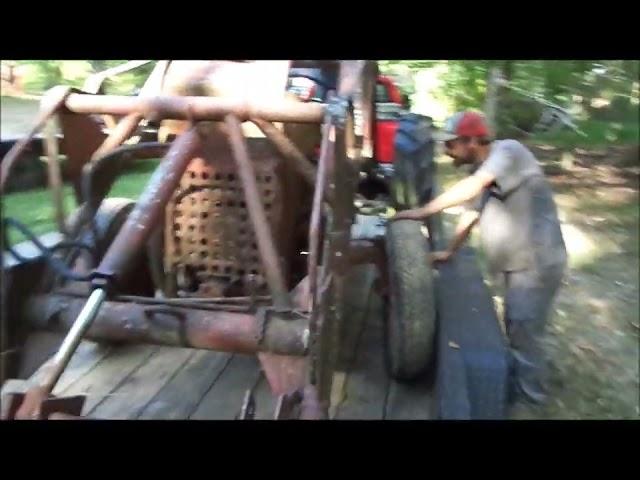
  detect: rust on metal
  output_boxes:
[91,113,143,161]
[89,61,170,160]
[66,142,170,243]
[64,94,325,124]
[95,127,203,290]
[307,116,334,312]
[163,133,287,299]
[58,112,107,202]
[225,114,291,309]
[1,86,72,193]
[25,294,309,356]
[251,118,318,188]
[257,276,310,397]
[3,388,86,420]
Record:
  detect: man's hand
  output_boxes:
[391,207,429,222]
[430,250,452,264]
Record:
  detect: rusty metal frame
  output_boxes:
[2,60,383,420]
[64,94,325,124]
[92,127,203,291]
[25,293,309,356]
[0,86,72,193]
[226,115,292,309]
[251,118,318,189]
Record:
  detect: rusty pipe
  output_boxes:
[225,115,291,309]
[89,62,170,161]
[64,94,325,124]
[67,142,171,241]
[40,289,107,394]
[93,127,202,289]
[25,294,309,356]
[1,86,71,193]
[307,116,334,312]
[251,118,317,188]
[91,113,143,161]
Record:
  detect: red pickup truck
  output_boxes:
[373,74,407,164]
[287,70,408,162]
[288,69,436,211]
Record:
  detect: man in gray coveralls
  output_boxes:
[392,110,568,410]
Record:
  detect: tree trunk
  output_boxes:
[485,66,502,136]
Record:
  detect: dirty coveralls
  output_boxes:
[471,140,568,404]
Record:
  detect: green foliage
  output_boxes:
[7,60,154,95]
[530,118,639,147]
[6,60,639,148]
[2,160,158,246]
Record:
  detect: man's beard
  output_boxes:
[453,154,475,169]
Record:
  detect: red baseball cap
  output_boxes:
[433,111,490,141]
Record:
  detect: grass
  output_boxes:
[2,159,158,246]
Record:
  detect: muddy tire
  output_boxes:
[67,198,154,296]
[384,219,436,381]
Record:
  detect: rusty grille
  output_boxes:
[164,140,285,297]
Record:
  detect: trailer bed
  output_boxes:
[4,265,434,420]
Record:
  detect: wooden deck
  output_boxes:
[4,264,435,420]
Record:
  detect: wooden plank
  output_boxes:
[138,350,232,420]
[189,353,261,420]
[61,344,158,415]
[249,370,279,420]
[334,293,389,420]
[17,331,65,379]
[329,265,375,418]
[2,339,111,418]
[89,346,193,419]
[336,265,376,371]
[27,339,112,394]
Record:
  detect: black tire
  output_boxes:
[384,219,436,381]
[66,198,155,296]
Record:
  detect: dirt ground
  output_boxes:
[438,145,639,419]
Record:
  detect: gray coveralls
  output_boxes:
[471,140,568,404]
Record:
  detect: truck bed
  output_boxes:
[3,264,435,420]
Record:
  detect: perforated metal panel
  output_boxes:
[164,140,285,297]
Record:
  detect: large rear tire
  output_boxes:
[384,219,436,381]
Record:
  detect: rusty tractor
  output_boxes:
[0,60,442,420]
